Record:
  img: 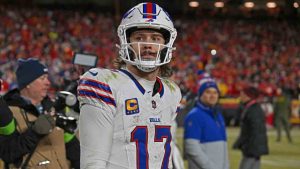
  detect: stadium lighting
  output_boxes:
[244,2,255,8]
[294,2,299,8]
[189,1,199,8]
[211,49,217,56]
[214,2,225,8]
[266,2,277,8]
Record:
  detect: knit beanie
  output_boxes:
[197,71,219,96]
[16,58,48,90]
[242,86,260,99]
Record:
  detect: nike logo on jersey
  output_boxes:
[88,70,98,76]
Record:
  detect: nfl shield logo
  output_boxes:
[152,100,157,109]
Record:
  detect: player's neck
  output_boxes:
[127,65,159,81]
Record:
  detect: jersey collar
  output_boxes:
[119,69,164,97]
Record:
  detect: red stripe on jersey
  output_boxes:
[79,77,112,94]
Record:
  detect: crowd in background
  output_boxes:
[174,18,300,99]
[1,5,299,169]
[0,7,117,94]
[1,7,300,100]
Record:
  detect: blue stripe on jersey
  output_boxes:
[119,69,146,95]
[131,126,149,169]
[78,89,116,107]
[154,126,172,169]
[160,86,164,97]
[79,78,112,94]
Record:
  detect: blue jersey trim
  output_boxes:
[78,89,116,107]
[119,69,146,95]
[79,78,112,94]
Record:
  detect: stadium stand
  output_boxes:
[0,3,299,126]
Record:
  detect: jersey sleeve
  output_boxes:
[78,68,118,168]
[173,81,182,108]
[175,83,182,111]
[79,104,114,169]
[162,79,182,120]
[77,68,117,115]
[174,86,182,120]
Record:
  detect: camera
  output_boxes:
[55,113,77,134]
[56,52,98,113]
[53,91,79,133]
[42,91,78,134]
[54,91,77,112]
[49,52,98,133]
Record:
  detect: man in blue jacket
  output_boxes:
[184,73,229,169]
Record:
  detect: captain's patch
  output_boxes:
[125,98,140,115]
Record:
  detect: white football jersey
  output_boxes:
[78,68,181,169]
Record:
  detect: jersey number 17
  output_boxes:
[131,125,172,169]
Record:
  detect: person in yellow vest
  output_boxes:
[0,58,80,169]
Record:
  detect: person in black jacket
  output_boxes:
[233,86,269,169]
[0,87,16,169]
[0,58,80,169]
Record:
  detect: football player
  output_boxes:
[78,2,181,169]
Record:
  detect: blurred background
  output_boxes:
[0,0,300,168]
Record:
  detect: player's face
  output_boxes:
[27,74,50,102]
[200,88,219,106]
[129,30,165,61]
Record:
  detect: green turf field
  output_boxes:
[176,127,300,169]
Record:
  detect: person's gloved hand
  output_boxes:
[56,115,77,134]
[32,114,55,135]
